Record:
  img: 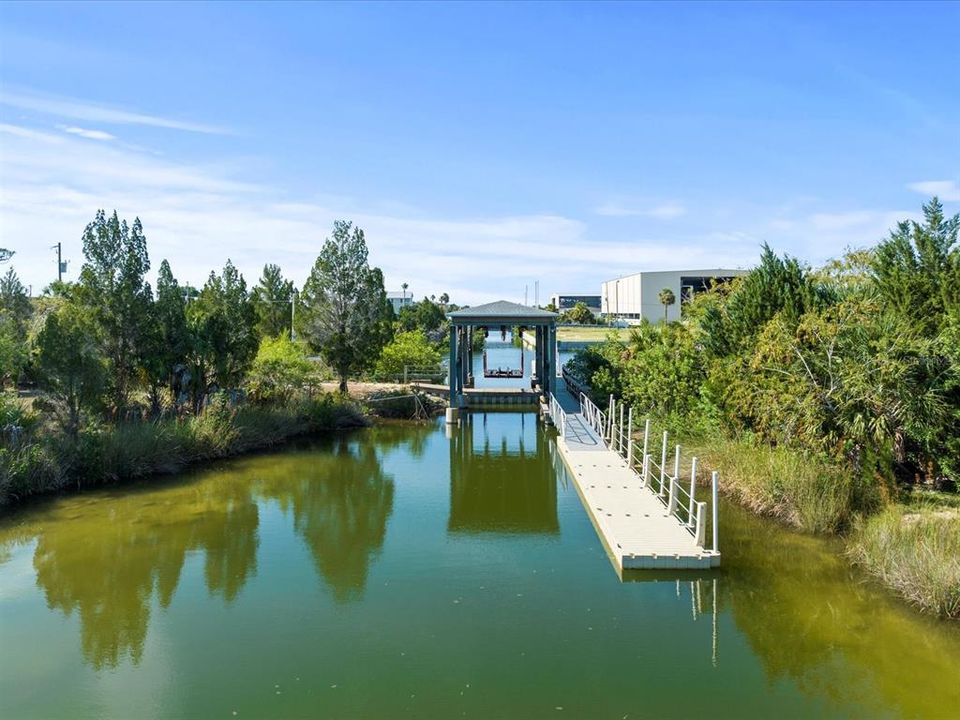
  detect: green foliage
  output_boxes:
[872,197,959,335]
[251,263,295,338]
[397,297,446,333]
[187,260,257,402]
[701,244,832,357]
[77,210,153,413]
[246,334,314,403]
[300,221,391,392]
[620,321,704,420]
[0,267,33,386]
[374,330,442,378]
[32,301,107,437]
[562,301,595,325]
[142,259,192,411]
[657,288,676,322]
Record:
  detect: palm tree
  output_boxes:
[401,282,409,304]
[658,288,676,323]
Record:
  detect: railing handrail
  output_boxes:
[573,392,719,554]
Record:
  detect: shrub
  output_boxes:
[374,330,442,379]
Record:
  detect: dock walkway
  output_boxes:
[548,390,720,571]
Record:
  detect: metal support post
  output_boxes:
[626,407,634,468]
[688,457,698,526]
[711,471,719,553]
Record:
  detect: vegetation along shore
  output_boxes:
[566,198,960,618]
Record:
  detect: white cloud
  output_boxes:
[595,200,686,219]
[907,180,960,202]
[0,88,229,135]
[59,125,115,141]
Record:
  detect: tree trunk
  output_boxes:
[338,374,348,394]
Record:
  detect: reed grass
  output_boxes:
[0,394,366,506]
[849,506,960,619]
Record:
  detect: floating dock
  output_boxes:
[548,388,720,571]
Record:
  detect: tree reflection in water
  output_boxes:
[0,427,417,670]
[256,434,395,603]
[26,477,259,669]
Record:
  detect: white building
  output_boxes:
[387,291,414,315]
[601,269,745,323]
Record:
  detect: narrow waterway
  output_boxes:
[1,414,958,719]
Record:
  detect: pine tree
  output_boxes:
[300,221,390,392]
[251,263,295,339]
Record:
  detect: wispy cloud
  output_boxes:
[59,125,115,141]
[1,88,229,135]
[907,180,960,202]
[595,200,686,219]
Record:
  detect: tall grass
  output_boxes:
[686,434,877,534]
[0,394,367,506]
[849,507,960,619]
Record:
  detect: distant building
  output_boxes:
[601,269,745,323]
[550,294,602,315]
[387,290,414,315]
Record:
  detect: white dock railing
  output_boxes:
[548,393,567,440]
[578,392,719,554]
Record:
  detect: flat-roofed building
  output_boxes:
[601,269,745,323]
[549,294,602,315]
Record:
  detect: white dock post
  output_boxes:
[619,403,625,455]
[607,395,614,443]
[626,408,634,468]
[688,457,698,526]
[711,471,720,553]
[660,431,668,496]
[642,453,650,488]
[668,476,678,514]
[673,444,681,482]
[642,418,650,463]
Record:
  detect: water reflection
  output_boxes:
[257,435,394,603]
[30,476,259,669]
[0,431,409,669]
[448,412,558,534]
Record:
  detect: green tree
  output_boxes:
[397,297,445,333]
[658,288,676,323]
[872,196,959,335]
[565,301,595,325]
[374,330,443,378]
[142,260,192,412]
[246,333,314,403]
[251,263,295,339]
[300,221,390,393]
[0,267,32,385]
[33,302,106,437]
[187,260,257,405]
[77,210,153,414]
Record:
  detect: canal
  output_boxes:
[1,413,958,718]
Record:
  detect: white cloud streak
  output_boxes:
[908,180,960,202]
[1,89,229,135]
[60,125,115,141]
[595,200,686,219]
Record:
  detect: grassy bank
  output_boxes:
[849,503,960,618]
[679,430,958,619]
[0,394,367,507]
[682,432,878,534]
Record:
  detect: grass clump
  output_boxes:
[849,506,960,619]
[686,433,876,534]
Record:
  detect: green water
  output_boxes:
[1,414,958,719]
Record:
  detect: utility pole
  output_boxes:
[290,290,298,342]
[524,284,528,306]
[51,243,65,282]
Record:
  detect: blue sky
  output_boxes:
[1,1,958,304]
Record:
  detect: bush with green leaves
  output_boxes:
[246,333,315,403]
[374,330,442,379]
